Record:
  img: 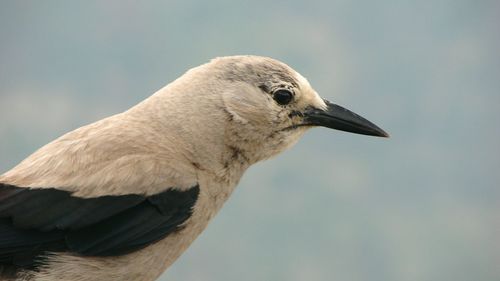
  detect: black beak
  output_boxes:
[304,99,389,137]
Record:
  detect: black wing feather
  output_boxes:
[0,183,199,268]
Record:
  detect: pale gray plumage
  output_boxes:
[0,55,387,281]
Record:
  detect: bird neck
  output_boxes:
[127,88,253,188]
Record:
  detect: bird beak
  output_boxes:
[304,99,389,137]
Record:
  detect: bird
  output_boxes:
[0,55,388,281]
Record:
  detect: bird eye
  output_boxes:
[273,90,293,105]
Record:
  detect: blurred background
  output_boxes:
[0,1,499,280]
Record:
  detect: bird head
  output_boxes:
[138,56,388,170]
[209,56,388,162]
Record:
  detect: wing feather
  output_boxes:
[0,183,199,268]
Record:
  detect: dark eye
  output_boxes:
[273,90,293,105]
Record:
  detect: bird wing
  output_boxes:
[0,183,199,268]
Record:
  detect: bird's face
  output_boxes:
[215,56,388,162]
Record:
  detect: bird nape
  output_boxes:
[0,55,388,281]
